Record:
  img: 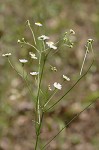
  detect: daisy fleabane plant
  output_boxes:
[2,20,96,150]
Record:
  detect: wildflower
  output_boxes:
[29,52,37,59]
[30,72,39,76]
[19,59,28,63]
[48,84,52,91]
[69,44,73,48]
[17,39,21,43]
[22,38,25,41]
[2,53,12,57]
[63,75,70,81]
[53,82,62,90]
[87,38,94,43]
[38,35,49,41]
[70,29,75,35]
[35,22,42,27]
[50,66,57,71]
[46,41,57,50]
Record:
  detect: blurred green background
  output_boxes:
[0,0,99,150]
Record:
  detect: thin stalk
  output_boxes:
[44,60,94,112]
[43,41,45,52]
[24,41,38,52]
[38,97,41,124]
[80,48,88,76]
[40,89,47,99]
[36,52,42,124]
[22,64,24,78]
[27,20,37,45]
[41,96,99,149]
[43,89,57,108]
[19,41,39,53]
[8,57,22,77]
[34,112,44,150]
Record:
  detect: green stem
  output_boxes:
[80,48,88,76]
[36,52,42,124]
[8,57,22,77]
[43,89,57,107]
[27,20,37,45]
[34,112,44,150]
[19,41,39,53]
[35,52,49,149]
[35,50,50,121]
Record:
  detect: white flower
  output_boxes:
[46,41,57,50]
[63,75,70,81]
[2,53,12,57]
[48,84,52,91]
[30,72,39,76]
[29,52,37,59]
[50,66,57,72]
[53,82,62,90]
[35,22,42,27]
[17,39,21,43]
[22,37,25,41]
[38,35,49,41]
[19,59,28,63]
[87,38,94,43]
[70,29,75,35]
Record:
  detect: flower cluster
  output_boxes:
[29,52,37,59]
[63,29,76,48]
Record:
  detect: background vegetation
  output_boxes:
[0,0,99,149]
